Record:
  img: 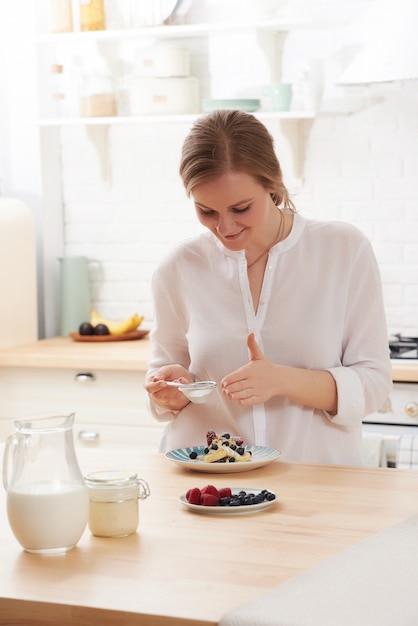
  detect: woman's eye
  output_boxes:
[199,208,215,216]
[233,205,250,213]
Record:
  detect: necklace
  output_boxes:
[247,210,285,269]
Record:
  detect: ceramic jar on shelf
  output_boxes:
[49,0,73,33]
[129,43,200,116]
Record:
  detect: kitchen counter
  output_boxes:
[0,337,417,381]
[391,362,418,382]
[1,445,418,625]
[0,336,151,372]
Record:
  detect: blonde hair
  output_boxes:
[179,109,295,212]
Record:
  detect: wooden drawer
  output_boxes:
[0,367,164,446]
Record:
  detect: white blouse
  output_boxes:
[147,212,392,465]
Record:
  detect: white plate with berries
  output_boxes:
[180,485,277,515]
[166,430,280,473]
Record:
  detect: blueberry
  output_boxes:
[228,456,236,462]
[211,443,218,450]
[189,451,197,459]
[237,447,245,455]
[265,492,276,501]
[221,433,230,439]
[219,497,231,506]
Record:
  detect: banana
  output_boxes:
[204,448,228,463]
[90,309,144,335]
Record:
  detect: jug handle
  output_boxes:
[2,433,18,491]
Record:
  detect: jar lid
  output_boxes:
[85,469,138,487]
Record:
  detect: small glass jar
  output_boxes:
[85,470,150,538]
[80,71,116,117]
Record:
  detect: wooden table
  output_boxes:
[1,444,418,626]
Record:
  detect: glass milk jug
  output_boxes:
[2,413,88,554]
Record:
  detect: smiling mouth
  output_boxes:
[222,228,246,241]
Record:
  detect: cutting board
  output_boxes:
[0,198,38,349]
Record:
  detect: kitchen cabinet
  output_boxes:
[35,13,315,337]
[0,337,164,448]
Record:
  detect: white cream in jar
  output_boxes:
[85,470,150,538]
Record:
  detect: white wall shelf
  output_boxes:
[36,18,310,44]
[38,110,315,126]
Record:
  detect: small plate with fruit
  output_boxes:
[166,430,280,473]
[69,309,149,342]
[180,484,277,515]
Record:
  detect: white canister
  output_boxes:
[130,76,200,115]
[134,45,191,78]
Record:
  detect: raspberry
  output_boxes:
[218,487,232,499]
[206,430,217,446]
[186,487,202,505]
[201,484,219,497]
[201,493,220,506]
[233,437,244,446]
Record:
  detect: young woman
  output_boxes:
[144,109,392,465]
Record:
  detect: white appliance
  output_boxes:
[362,335,418,467]
[0,197,38,349]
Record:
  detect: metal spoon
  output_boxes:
[166,381,217,404]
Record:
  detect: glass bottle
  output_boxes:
[50,63,66,117]
[80,0,106,31]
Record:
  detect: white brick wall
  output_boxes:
[60,0,418,337]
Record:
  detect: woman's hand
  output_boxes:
[221,333,338,413]
[144,364,194,411]
[221,333,279,405]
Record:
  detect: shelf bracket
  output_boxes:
[271,118,313,190]
[84,124,112,185]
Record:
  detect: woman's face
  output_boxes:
[192,172,275,251]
